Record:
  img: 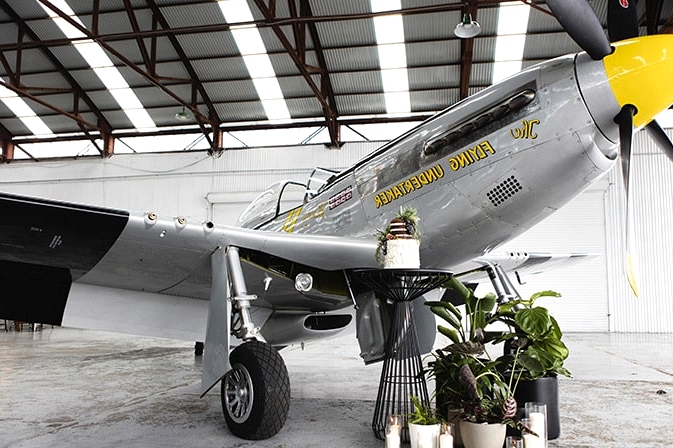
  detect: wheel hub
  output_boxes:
[224,363,254,424]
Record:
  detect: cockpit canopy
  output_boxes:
[237,168,339,229]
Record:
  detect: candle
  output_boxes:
[439,433,453,448]
[523,433,544,448]
[528,412,546,442]
[385,432,401,448]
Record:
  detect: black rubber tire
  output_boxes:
[221,341,290,440]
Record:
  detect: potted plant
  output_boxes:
[490,290,572,439]
[408,395,442,448]
[426,277,520,448]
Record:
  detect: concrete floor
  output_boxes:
[1,327,672,448]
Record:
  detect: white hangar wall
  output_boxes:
[1,133,672,333]
[0,143,379,225]
[604,130,673,332]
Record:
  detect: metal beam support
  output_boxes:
[102,130,114,158]
[459,0,479,100]
[144,0,220,153]
[253,0,341,147]
[0,1,112,156]
[36,0,212,127]
[1,139,14,163]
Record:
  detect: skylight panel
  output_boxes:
[242,55,276,78]
[0,83,54,136]
[218,0,291,121]
[377,43,407,69]
[371,0,410,115]
[253,78,284,101]
[218,0,254,23]
[231,27,267,55]
[373,15,404,44]
[39,0,156,131]
[492,3,531,83]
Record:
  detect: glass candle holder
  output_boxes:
[385,415,402,448]
[439,422,454,448]
[505,435,523,448]
[524,402,547,448]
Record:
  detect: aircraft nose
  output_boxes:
[604,35,673,129]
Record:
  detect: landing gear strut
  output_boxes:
[219,247,291,440]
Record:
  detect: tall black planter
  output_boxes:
[508,375,560,440]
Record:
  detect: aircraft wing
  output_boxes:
[451,251,597,283]
[0,192,378,336]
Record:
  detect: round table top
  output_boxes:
[349,268,452,302]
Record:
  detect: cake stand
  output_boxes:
[349,268,453,441]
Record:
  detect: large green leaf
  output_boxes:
[426,300,462,321]
[431,306,462,330]
[515,307,551,338]
[438,325,460,344]
[549,315,563,340]
[516,353,545,377]
[536,337,569,361]
[479,293,497,313]
[528,290,561,306]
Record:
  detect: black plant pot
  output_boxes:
[508,375,560,440]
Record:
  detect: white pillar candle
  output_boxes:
[439,433,453,448]
[528,412,546,441]
[385,433,401,448]
[523,433,544,448]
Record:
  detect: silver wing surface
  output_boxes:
[0,192,378,341]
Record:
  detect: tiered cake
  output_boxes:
[378,208,421,269]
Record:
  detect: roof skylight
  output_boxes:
[218,0,291,121]
[0,83,54,136]
[371,0,410,115]
[492,3,531,83]
[39,0,156,131]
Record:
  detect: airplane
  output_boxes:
[2,0,673,441]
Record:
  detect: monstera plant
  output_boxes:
[491,290,571,381]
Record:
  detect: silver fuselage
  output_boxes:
[254,53,618,268]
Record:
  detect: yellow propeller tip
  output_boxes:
[627,253,639,298]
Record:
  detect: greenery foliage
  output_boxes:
[426,276,570,427]
[490,290,572,380]
[407,395,442,425]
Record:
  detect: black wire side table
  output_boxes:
[349,268,452,441]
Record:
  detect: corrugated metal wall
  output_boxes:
[605,129,673,332]
[494,187,610,332]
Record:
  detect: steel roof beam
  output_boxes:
[251,0,340,147]
[36,1,214,129]
[0,1,111,156]
[143,0,222,154]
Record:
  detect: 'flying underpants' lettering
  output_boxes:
[373,165,444,209]
[448,140,496,171]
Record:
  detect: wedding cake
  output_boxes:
[377,208,421,269]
